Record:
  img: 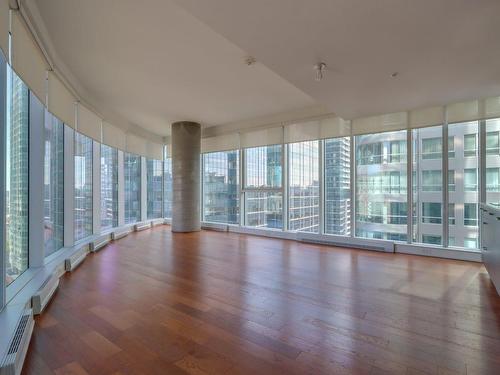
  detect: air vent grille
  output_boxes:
[7,315,29,355]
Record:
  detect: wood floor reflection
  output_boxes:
[22,226,500,374]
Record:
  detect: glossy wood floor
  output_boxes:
[22,226,500,375]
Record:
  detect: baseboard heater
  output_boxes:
[90,234,111,252]
[0,307,34,375]
[296,233,394,253]
[65,245,89,272]
[150,218,164,227]
[31,273,59,315]
[135,222,151,231]
[201,222,229,232]
[111,227,132,240]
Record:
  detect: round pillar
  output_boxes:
[171,121,201,232]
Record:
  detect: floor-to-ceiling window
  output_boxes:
[147,158,163,219]
[324,137,351,236]
[288,141,319,233]
[5,69,29,285]
[74,132,93,241]
[44,110,64,257]
[101,144,118,230]
[124,153,141,224]
[355,130,407,241]
[202,150,239,224]
[486,118,500,207]
[243,144,282,229]
[163,156,172,218]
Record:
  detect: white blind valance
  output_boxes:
[352,112,407,136]
[240,127,283,148]
[126,133,147,156]
[77,103,101,141]
[0,0,8,58]
[102,121,126,150]
[284,116,350,143]
[11,12,48,103]
[146,141,164,160]
[48,72,76,128]
[409,106,444,129]
[201,133,239,153]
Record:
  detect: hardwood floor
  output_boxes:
[22,226,500,375]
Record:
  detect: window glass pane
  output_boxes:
[44,111,64,257]
[448,170,455,192]
[355,130,407,241]
[412,125,443,245]
[449,203,455,225]
[244,145,282,188]
[124,153,141,224]
[164,157,172,218]
[324,137,351,236]
[245,192,282,228]
[486,119,500,207]
[203,151,239,224]
[74,132,93,240]
[100,144,118,230]
[288,141,319,233]
[449,121,478,249]
[147,159,163,219]
[6,69,29,285]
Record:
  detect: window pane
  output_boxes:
[124,153,141,224]
[244,145,282,188]
[412,125,443,245]
[164,157,172,218]
[324,137,351,236]
[355,131,407,241]
[486,119,500,207]
[245,192,282,228]
[74,132,93,240]
[147,159,163,219]
[5,69,29,285]
[288,141,319,233]
[101,144,118,230]
[202,151,239,224]
[449,121,478,249]
[44,111,64,257]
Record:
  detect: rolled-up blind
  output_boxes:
[409,106,444,129]
[201,133,239,153]
[240,126,283,148]
[11,12,49,104]
[0,0,8,58]
[77,103,101,141]
[446,100,479,124]
[352,112,407,136]
[126,133,147,156]
[284,116,351,143]
[102,121,126,150]
[146,141,164,160]
[48,71,76,128]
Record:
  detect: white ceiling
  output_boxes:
[27,0,500,137]
[27,0,316,136]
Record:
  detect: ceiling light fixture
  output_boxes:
[245,56,256,66]
[314,62,327,81]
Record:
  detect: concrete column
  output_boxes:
[172,121,201,232]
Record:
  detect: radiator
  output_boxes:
[0,308,34,375]
[90,234,111,252]
[150,218,164,227]
[296,233,394,253]
[31,273,59,315]
[201,222,229,232]
[134,222,151,231]
[111,227,132,240]
[65,245,89,271]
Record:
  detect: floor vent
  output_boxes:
[201,222,229,232]
[65,245,89,272]
[135,222,151,232]
[112,227,132,240]
[90,235,111,252]
[32,273,59,315]
[0,308,34,375]
[297,233,394,253]
[150,218,164,227]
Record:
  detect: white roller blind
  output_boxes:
[240,126,283,148]
[102,121,126,150]
[126,133,147,156]
[409,106,444,129]
[146,141,164,160]
[77,103,101,141]
[284,121,321,143]
[11,12,48,103]
[201,133,239,153]
[352,112,407,135]
[484,96,500,118]
[48,71,76,128]
[164,143,171,159]
[446,100,479,124]
[319,117,351,139]
[0,0,8,58]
